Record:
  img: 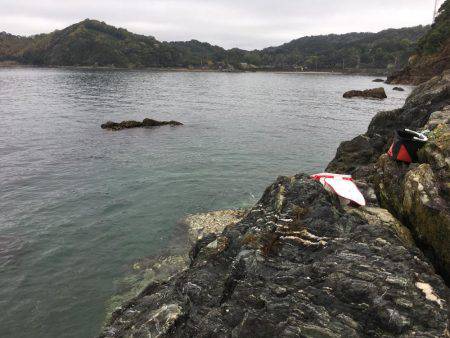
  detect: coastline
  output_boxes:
[101,71,450,336]
[0,62,389,76]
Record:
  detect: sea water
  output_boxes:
[0,68,412,337]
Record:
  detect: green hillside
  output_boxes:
[417,0,450,54]
[0,19,429,71]
[387,0,450,84]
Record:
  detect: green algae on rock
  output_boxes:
[182,209,247,244]
[103,210,246,327]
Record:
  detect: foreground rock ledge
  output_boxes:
[343,87,387,99]
[101,175,448,337]
[101,118,183,130]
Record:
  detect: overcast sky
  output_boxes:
[0,0,439,49]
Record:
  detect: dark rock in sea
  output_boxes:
[101,118,183,130]
[372,78,385,82]
[343,87,387,99]
[101,174,448,337]
[393,87,405,91]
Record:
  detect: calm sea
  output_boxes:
[0,68,412,337]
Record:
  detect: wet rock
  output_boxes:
[101,175,448,337]
[393,86,405,91]
[101,118,183,130]
[372,78,385,82]
[182,209,246,243]
[343,87,387,99]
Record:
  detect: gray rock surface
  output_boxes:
[101,175,448,337]
[327,70,450,284]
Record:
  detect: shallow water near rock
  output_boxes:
[0,68,412,337]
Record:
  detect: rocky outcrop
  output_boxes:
[102,175,448,337]
[343,87,387,99]
[328,70,450,282]
[101,118,183,130]
[387,49,450,85]
[103,210,246,324]
[328,70,450,176]
[373,106,450,281]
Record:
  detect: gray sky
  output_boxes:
[0,0,439,49]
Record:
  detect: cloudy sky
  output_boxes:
[0,0,439,49]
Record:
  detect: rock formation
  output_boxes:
[343,87,387,99]
[102,174,448,337]
[101,71,450,338]
[387,46,450,85]
[374,106,450,281]
[328,70,450,281]
[101,118,183,130]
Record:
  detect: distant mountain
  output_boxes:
[388,0,450,84]
[0,19,429,71]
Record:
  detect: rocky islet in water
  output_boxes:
[343,87,387,99]
[101,118,183,131]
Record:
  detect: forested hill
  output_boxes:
[0,19,429,71]
[260,26,427,70]
[387,0,450,84]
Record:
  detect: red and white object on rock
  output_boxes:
[310,173,366,206]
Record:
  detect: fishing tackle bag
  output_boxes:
[387,129,427,163]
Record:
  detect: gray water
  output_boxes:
[0,68,412,337]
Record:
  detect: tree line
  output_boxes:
[0,19,430,71]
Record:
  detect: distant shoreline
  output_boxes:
[0,63,389,76]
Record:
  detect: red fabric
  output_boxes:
[396,144,412,163]
[387,143,394,157]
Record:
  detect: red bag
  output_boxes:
[387,129,427,163]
